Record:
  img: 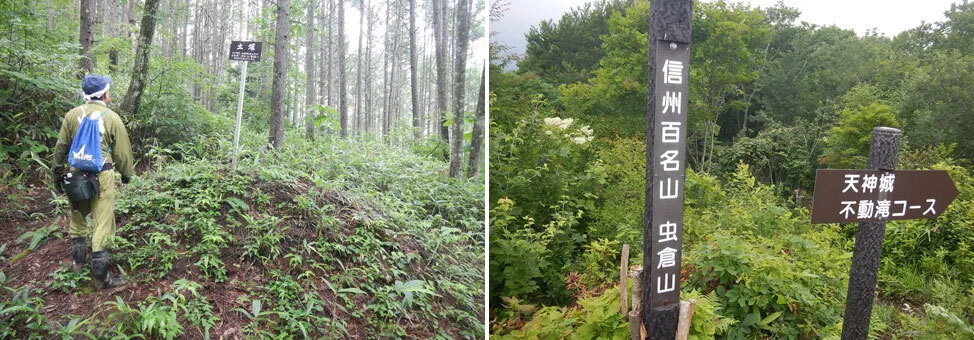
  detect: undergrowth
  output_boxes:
[0,131,485,338]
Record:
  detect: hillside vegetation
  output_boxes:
[1,132,485,338]
[489,0,974,338]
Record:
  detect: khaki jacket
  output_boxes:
[53,101,134,178]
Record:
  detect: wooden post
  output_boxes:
[642,0,692,339]
[620,244,630,316]
[841,127,901,339]
[629,266,643,340]
[630,311,643,340]
[675,299,696,340]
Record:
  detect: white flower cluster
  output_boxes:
[543,116,594,145]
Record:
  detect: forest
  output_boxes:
[0,0,486,338]
[489,0,974,338]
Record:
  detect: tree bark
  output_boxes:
[338,0,348,138]
[326,0,334,110]
[408,0,421,139]
[364,3,375,134]
[354,0,365,134]
[381,0,391,139]
[467,65,484,177]
[107,0,120,74]
[305,0,318,140]
[318,1,327,108]
[432,0,449,142]
[269,0,291,148]
[119,0,162,116]
[448,0,469,177]
[79,0,95,74]
[387,11,401,143]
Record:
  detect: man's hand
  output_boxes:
[121,176,131,184]
[53,174,63,194]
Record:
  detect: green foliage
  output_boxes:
[520,0,636,85]
[900,51,974,159]
[685,165,849,338]
[47,266,91,293]
[492,0,974,337]
[16,222,61,250]
[0,285,52,338]
[495,287,733,340]
[820,102,900,169]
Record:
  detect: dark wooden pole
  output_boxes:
[841,127,901,339]
[642,0,692,339]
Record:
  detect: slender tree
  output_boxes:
[338,0,348,137]
[305,0,318,140]
[467,65,484,177]
[120,0,162,116]
[432,0,449,142]
[381,0,392,139]
[354,0,365,134]
[448,0,470,177]
[269,0,291,148]
[79,0,95,73]
[364,4,375,133]
[408,0,421,139]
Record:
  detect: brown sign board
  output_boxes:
[648,40,690,308]
[811,169,958,224]
[229,41,262,62]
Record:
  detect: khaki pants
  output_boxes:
[68,169,117,252]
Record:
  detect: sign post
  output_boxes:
[809,127,959,339]
[642,0,692,339]
[228,41,262,167]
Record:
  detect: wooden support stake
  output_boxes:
[630,310,642,340]
[620,244,630,315]
[629,266,643,339]
[675,299,696,340]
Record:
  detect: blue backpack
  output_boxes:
[68,111,106,172]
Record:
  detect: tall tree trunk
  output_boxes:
[338,0,348,138]
[354,0,365,135]
[432,0,449,142]
[364,4,375,134]
[387,12,401,142]
[305,0,317,139]
[448,0,469,177]
[318,1,327,108]
[467,65,484,177]
[408,0,420,139]
[192,0,202,101]
[381,0,392,139]
[326,0,333,110]
[179,0,187,58]
[120,0,162,116]
[47,0,55,31]
[108,0,120,74]
[269,0,291,148]
[79,0,95,74]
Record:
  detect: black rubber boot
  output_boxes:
[70,237,87,272]
[91,250,126,290]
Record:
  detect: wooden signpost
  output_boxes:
[229,41,262,167]
[810,127,958,339]
[642,0,692,339]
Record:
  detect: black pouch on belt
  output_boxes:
[62,170,101,210]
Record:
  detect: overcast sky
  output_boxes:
[491,0,961,64]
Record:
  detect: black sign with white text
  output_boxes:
[229,41,262,62]
[648,40,690,309]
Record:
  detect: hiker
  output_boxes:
[52,74,134,290]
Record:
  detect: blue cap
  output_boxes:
[82,74,111,95]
